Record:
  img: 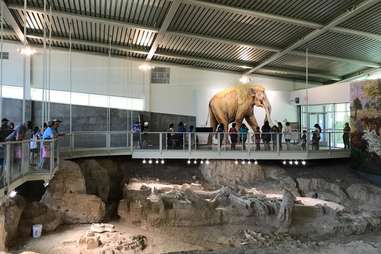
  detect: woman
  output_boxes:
[277,122,283,151]
[312,124,321,151]
[271,125,279,151]
[239,123,249,150]
[343,123,351,149]
[284,122,292,150]
[229,123,238,150]
[261,121,271,151]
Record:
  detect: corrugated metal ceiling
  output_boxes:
[1,0,381,83]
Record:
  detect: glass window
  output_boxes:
[49,90,71,104]
[31,88,42,101]
[89,94,108,107]
[109,96,127,109]
[71,92,89,106]
[2,85,23,99]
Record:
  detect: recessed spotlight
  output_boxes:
[161,159,165,164]
[302,160,306,166]
[193,159,197,164]
[205,159,210,165]
[187,159,191,164]
[235,160,239,165]
[248,160,251,165]
[294,160,299,165]
[241,160,246,165]
[200,160,204,164]
[254,160,258,165]
[142,159,146,164]
[288,160,293,165]
[9,190,17,198]
[148,159,153,164]
[155,159,159,164]
[282,160,287,165]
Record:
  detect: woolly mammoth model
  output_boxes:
[209,84,272,141]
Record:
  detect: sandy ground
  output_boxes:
[13,220,381,254]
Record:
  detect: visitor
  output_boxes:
[39,121,54,169]
[261,121,271,151]
[300,130,307,151]
[30,126,40,166]
[177,122,186,149]
[9,122,14,131]
[284,122,292,150]
[217,123,224,148]
[189,125,195,148]
[0,118,12,184]
[254,126,261,151]
[312,124,321,151]
[229,123,238,150]
[6,121,32,174]
[167,123,175,149]
[343,123,351,149]
[239,123,249,150]
[271,125,279,151]
[277,122,283,151]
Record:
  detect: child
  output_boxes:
[301,130,307,151]
[254,126,261,151]
[30,126,40,166]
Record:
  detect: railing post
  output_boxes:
[130,132,134,152]
[56,139,60,170]
[5,143,11,193]
[217,133,221,154]
[159,133,163,155]
[328,132,332,154]
[277,133,280,155]
[50,140,54,175]
[70,134,75,156]
[106,132,111,149]
[188,133,191,154]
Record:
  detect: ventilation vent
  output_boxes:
[151,67,170,84]
[0,52,9,59]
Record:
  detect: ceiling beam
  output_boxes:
[246,0,381,75]
[7,4,158,33]
[0,1,27,44]
[146,0,181,61]
[188,0,381,42]
[167,31,380,68]
[24,33,340,81]
[7,4,380,68]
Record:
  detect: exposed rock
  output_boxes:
[43,193,105,224]
[277,190,296,232]
[90,223,115,233]
[347,184,381,211]
[46,160,86,196]
[0,196,26,251]
[200,161,265,187]
[78,159,110,202]
[18,202,62,237]
[42,160,106,224]
[78,225,147,254]
[296,178,349,204]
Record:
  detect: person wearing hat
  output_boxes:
[0,118,11,142]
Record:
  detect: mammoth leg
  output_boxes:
[208,107,218,145]
[245,113,259,131]
[211,107,229,145]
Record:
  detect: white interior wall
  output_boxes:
[1,42,322,126]
[290,82,351,105]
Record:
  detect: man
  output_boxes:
[40,119,63,169]
[5,121,32,141]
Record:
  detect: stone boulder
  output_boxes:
[78,159,110,202]
[46,160,86,196]
[18,202,62,237]
[296,178,348,204]
[200,161,265,186]
[347,184,381,211]
[0,196,26,251]
[43,193,105,224]
[42,160,106,224]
